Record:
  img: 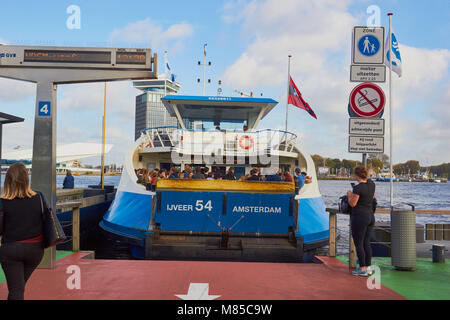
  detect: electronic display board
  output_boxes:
[116,52,146,65]
[24,50,111,64]
[0,45,154,71]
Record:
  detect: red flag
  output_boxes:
[288,76,317,119]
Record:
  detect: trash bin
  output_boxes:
[391,204,416,271]
[432,244,445,263]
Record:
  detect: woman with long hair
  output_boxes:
[347,165,376,276]
[0,162,45,300]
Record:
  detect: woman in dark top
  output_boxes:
[347,165,376,276]
[0,162,45,300]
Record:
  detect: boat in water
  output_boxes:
[376,169,397,182]
[100,95,329,262]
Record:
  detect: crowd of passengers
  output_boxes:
[135,165,311,193]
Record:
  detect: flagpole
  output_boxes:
[164,51,168,125]
[164,50,168,75]
[203,44,207,96]
[286,55,291,133]
[388,13,393,210]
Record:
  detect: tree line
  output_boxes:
[311,154,449,178]
[394,161,450,178]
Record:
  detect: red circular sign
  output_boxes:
[349,82,385,118]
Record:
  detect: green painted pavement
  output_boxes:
[0,251,74,285]
[337,256,450,300]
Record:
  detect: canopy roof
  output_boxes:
[161,95,278,129]
[0,112,24,125]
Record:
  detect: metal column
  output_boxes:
[32,81,57,268]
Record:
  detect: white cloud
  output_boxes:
[222,0,450,165]
[0,78,35,102]
[58,81,139,119]
[1,120,34,152]
[109,18,194,53]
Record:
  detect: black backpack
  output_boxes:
[339,195,351,214]
[339,180,377,214]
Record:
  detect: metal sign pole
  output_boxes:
[388,13,394,210]
[32,81,57,269]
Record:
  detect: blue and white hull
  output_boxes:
[100,136,329,262]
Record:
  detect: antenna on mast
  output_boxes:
[197,43,211,95]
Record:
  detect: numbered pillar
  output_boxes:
[32,81,57,269]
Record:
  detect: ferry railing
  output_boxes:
[140,127,298,154]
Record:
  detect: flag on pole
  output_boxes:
[385,25,402,77]
[288,76,317,119]
[165,58,176,82]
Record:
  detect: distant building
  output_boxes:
[133,77,181,140]
[317,166,329,177]
[2,143,113,174]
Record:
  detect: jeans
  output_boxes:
[351,213,375,268]
[0,242,44,300]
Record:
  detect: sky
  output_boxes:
[0,0,449,167]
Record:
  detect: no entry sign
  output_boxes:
[349,82,385,118]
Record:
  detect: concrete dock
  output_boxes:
[1,251,405,300]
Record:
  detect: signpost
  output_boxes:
[350,64,386,82]
[349,82,385,118]
[352,26,385,64]
[348,136,384,154]
[349,26,386,172]
[0,45,158,268]
[349,118,384,136]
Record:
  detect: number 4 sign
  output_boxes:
[38,101,51,117]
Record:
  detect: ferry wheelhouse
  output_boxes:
[100,95,329,262]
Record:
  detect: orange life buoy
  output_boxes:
[239,135,254,150]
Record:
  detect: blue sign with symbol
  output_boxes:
[357,35,380,57]
[38,101,51,117]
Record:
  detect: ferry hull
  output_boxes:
[100,189,329,262]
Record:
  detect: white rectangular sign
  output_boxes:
[350,64,386,82]
[353,26,385,64]
[348,135,384,153]
[349,118,384,135]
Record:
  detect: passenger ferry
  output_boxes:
[100,95,329,262]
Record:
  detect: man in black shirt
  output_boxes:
[246,169,260,181]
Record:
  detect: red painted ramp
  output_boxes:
[0,253,404,300]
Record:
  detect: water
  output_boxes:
[318,179,450,210]
[2,174,448,210]
[318,179,450,255]
[0,174,122,190]
[2,174,448,257]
